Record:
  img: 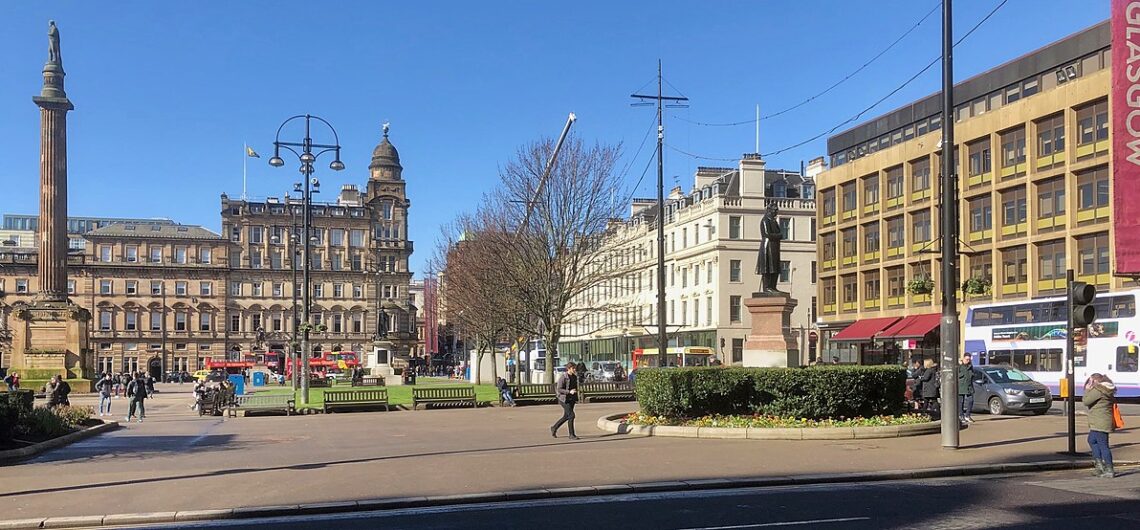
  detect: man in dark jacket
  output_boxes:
[46,375,71,408]
[957,354,975,424]
[126,373,148,423]
[550,363,579,440]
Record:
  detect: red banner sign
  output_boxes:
[1113,0,1140,275]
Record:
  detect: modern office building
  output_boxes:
[815,20,1137,364]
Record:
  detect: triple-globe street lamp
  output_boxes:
[267,114,344,405]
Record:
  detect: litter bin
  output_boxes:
[252,372,266,387]
[228,374,245,396]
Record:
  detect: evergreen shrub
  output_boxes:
[634,365,907,420]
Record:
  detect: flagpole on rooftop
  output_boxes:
[242,143,248,200]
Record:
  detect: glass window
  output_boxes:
[175,312,187,331]
[729,216,742,239]
[841,183,857,214]
[1000,187,1027,236]
[150,311,162,331]
[199,247,212,264]
[99,245,112,262]
[1001,246,1028,287]
[821,232,836,263]
[729,260,741,282]
[968,139,991,177]
[1036,177,1066,229]
[350,229,365,247]
[174,247,187,264]
[1076,166,1110,221]
[886,216,904,253]
[199,313,211,331]
[780,261,791,283]
[149,246,162,263]
[1076,99,1109,151]
[911,210,931,244]
[999,127,1026,172]
[729,296,741,323]
[99,310,112,331]
[822,277,837,307]
[1077,232,1111,280]
[99,279,112,294]
[864,271,880,303]
[969,251,993,282]
[841,228,857,259]
[175,281,188,295]
[125,245,138,263]
[1037,239,1066,284]
[821,189,836,218]
[250,226,263,244]
[1036,113,1065,157]
[330,229,345,247]
[911,158,931,194]
[841,274,857,308]
[968,196,993,235]
[125,280,137,295]
[886,166,904,201]
[863,174,879,208]
[863,222,880,254]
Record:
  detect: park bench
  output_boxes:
[351,376,385,387]
[412,386,477,410]
[309,377,331,388]
[580,381,635,402]
[323,389,390,413]
[501,383,557,405]
[226,394,296,417]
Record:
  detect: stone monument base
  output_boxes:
[7,301,93,391]
[370,344,403,385]
[742,293,799,368]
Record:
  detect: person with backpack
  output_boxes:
[95,373,113,416]
[3,372,17,391]
[125,373,149,423]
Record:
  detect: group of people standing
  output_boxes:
[94,372,153,423]
[909,354,977,424]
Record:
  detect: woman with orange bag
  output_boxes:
[1082,373,1122,478]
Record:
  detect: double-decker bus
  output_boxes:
[631,347,715,369]
[962,289,1139,397]
[284,351,359,379]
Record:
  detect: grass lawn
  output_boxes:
[251,381,501,409]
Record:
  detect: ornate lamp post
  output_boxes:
[267,114,345,405]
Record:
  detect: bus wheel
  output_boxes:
[988,397,1006,416]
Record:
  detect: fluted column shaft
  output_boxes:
[35,102,71,302]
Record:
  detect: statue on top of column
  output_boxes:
[48,20,61,64]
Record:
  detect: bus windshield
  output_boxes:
[984,367,1033,383]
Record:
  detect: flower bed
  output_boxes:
[626,412,930,429]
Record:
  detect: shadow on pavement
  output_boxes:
[0,433,637,499]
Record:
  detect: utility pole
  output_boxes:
[939,0,961,449]
[632,60,688,369]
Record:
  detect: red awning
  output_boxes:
[831,317,902,342]
[880,313,941,339]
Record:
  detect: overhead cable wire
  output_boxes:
[667,0,1008,162]
[672,1,942,127]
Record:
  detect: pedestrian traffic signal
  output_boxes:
[1071,281,1097,327]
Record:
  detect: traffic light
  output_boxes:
[1071,281,1097,327]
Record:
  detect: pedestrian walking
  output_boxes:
[1083,373,1120,478]
[113,373,123,398]
[3,372,18,391]
[96,373,113,416]
[958,354,975,424]
[125,373,149,423]
[550,363,579,440]
[918,359,940,418]
[496,376,516,407]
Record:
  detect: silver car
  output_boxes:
[971,366,1052,415]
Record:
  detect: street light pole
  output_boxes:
[939,0,961,449]
[268,114,345,406]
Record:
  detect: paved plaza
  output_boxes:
[1,384,1138,522]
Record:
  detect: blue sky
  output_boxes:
[0,1,1108,277]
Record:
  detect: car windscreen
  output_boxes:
[983,367,1033,383]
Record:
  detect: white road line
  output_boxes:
[677,518,871,530]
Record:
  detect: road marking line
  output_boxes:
[677,517,871,529]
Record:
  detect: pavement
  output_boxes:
[152,470,1140,529]
[2,384,1139,526]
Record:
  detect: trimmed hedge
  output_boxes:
[634,366,907,420]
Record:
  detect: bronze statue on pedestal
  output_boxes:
[756,202,783,294]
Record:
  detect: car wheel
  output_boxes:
[988,396,1006,416]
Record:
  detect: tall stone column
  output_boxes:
[32,20,74,303]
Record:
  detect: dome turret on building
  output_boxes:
[370,122,402,173]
